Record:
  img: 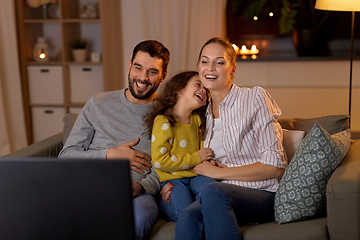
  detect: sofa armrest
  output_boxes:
[326,140,360,240]
[2,132,63,158]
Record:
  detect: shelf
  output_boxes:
[15,0,107,144]
[24,19,60,23]
[23,19,100,23]
[64,62,102,65]
[25,62,102,66]
[26,62,62,65]
[62,19,100,23]
[30,103,85,108]
[30,104,65,108]
[16,0,123,144]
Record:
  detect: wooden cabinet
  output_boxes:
[15,0,123,144]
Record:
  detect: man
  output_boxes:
[59,40,170,240]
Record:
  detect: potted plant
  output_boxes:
[70,37,87,62]
[279,0,331,56]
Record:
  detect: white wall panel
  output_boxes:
[233,60,360,132]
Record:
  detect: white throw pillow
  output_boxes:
[282,129,305,163]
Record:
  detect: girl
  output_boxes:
[144,71,216,222]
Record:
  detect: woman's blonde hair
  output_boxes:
[197,37,237,66]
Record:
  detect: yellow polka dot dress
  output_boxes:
[151,114,203,182]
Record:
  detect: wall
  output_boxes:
[119,0,227,92]
[234,60,360,132]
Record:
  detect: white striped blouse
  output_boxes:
[204,85,287,192]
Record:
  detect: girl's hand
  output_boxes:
[198,148,214,162]
[160,182,174,203]
[194,160,225,179]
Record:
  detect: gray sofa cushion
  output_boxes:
[149,218,329,240]
[63,113,78,144]
[240,217,328,240]
[278,115,350,135]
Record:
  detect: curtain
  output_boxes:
[0,0,27,155]
[120,0,227,92]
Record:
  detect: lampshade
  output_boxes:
[315,0,360,11]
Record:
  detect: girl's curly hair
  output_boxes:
[143,71,207,139]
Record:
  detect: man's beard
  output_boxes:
[128,73,159,100]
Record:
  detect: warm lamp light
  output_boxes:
[315,0,360,11]
[315,0,359,121]
[33,37,49,62]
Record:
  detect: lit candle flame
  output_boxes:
[39,53,46,59]
[239,44,259,56]
[250,45,259,54]
[232,44,240,55]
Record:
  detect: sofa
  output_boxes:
[3,113,360,240]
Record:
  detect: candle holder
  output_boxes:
[33,37,50,62]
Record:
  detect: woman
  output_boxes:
[169,38,287,240]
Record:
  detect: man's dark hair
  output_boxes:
[131,40,170,73]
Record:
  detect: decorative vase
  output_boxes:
[292,28,319,57]
[72,49,87,62]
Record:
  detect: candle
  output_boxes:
[232,44,240,55]
[250,45,259,54]
[39,52,46,59]
[239,45,249,55]
[238,44,259,56]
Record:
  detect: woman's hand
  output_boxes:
[160,182,174,203]
[197,162,284,182]
[194,160,226,179]
[209,159,227,168]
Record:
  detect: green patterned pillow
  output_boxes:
[274,123,351,224]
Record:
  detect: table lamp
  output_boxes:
[315,0,360,120]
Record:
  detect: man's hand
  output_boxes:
[131,180,143,198]
[160,182,174,203]
[106,138,152,174]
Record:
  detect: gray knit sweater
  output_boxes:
[59,89,160,196]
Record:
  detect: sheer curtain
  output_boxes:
[120,0,227,91]
[0,0,27,155]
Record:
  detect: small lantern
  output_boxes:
[33,37,49,62]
